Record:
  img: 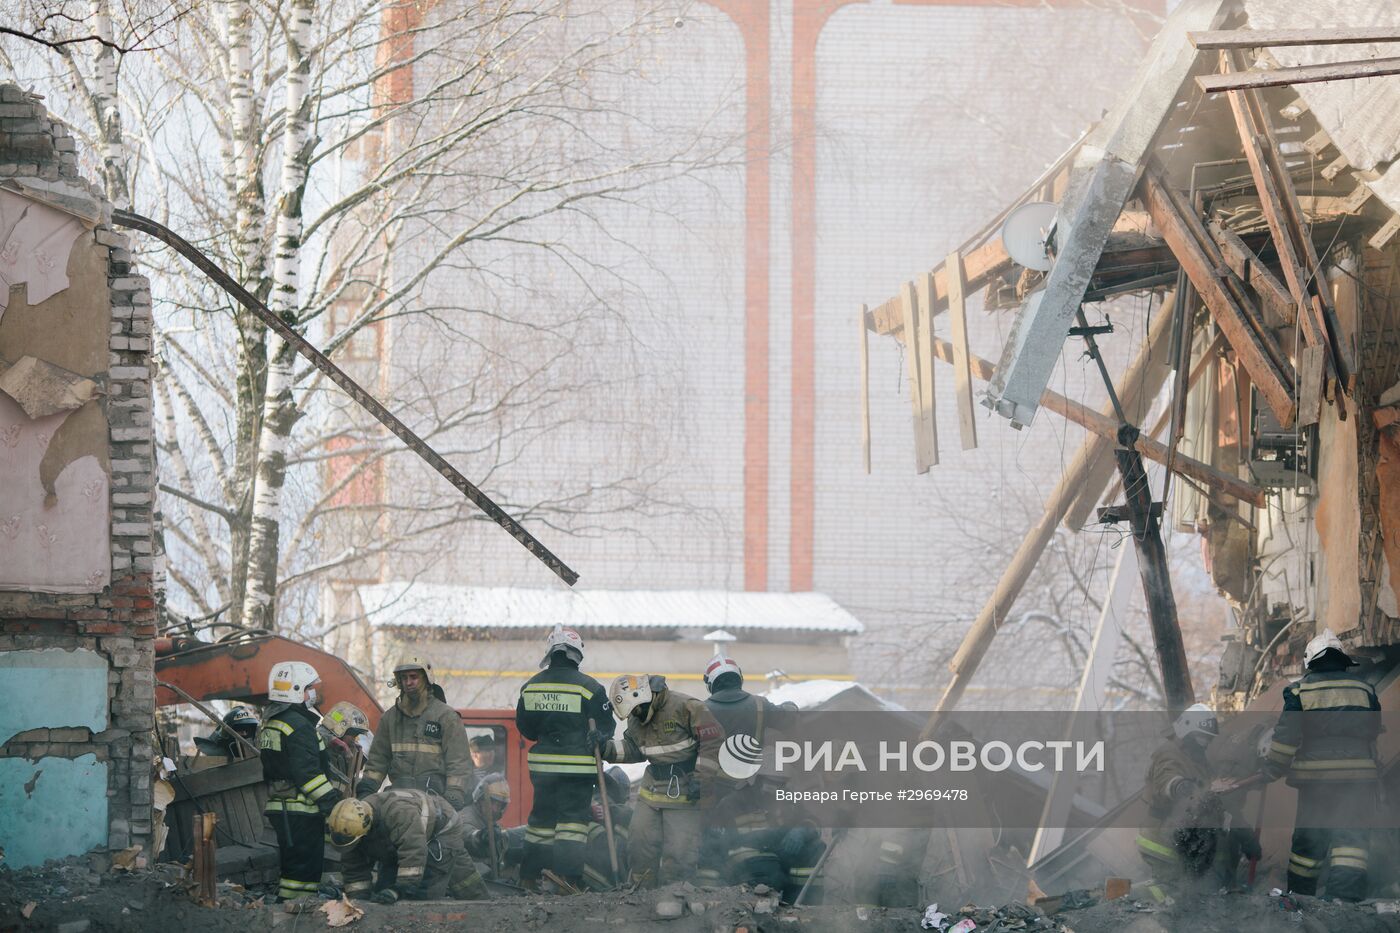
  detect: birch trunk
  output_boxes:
[89,0,128,206]
[226,0,266,625]
[240,0,315,631]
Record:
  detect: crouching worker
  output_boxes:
[603,674,724,887]
[331,789,488,903]
[259,662,342,904]
[1137,704,1258,889]
[461,772,511,878]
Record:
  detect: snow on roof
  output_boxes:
[356,584,864,635]
[763,679,903,711]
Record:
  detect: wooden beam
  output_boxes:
[1198,56,1400,93]
[901,281,933,473]
[917,274,940,467]
[871,236,1011,336]
[926,333,1266,507]
[1189,27,1400,50]
[1208,221,1296,328]
[859,304,871,475]
[1141,170,1297,427]
[1298,344,1326,428]
[945,250,979,451]
[1232,51,1356,391]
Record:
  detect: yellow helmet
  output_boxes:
[323,702,370,739]
[328,798,373,847]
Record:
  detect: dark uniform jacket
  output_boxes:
[1266,668,1381,784]
[342,789,460,895]
[516,657,609,776]
[258,703,342,816]
[363,693,474,808]
[605,677,724,808]
[705,686,778,742]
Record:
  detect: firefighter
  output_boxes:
[462,771,511,877]
[849,828,931,908]
[603,673,724,887]
[258,661,342,904]
[1262,629,1381,901]
[581,766,632,890]
[330,789,488,902]
[357,656,474,810]
[194,705,260,759]
[320,702,371,797]
[515,625,610,889]
[701,649,786,889]
[1136,704,1258,887]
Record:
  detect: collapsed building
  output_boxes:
[862,0,1400,896]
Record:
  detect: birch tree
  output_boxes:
[11,0,738,635]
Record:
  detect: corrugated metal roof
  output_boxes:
[356,584,865,635]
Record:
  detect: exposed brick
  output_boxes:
[47,728,92,743]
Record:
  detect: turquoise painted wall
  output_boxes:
[0,647,108,744]
[0,648,110,867]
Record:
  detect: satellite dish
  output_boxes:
[1001,201,1058,272]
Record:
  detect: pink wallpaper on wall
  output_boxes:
[0,392,110,592]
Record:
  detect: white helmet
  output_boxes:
[541,624,585,667]
[609,674,653,719]
[1173,703,1219,741]
[269,660,322,707]
[703,650,742,693]
[1303,628,1350,668]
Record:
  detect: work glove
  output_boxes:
[445,789,467,811]
[778,826,819,865]
[686,773,705,800]
[355,778,379,799]
[369,888,399,906]
[1239,833,1262,862]
[586,728,607,754]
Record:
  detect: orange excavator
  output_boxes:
[155,632,533,825]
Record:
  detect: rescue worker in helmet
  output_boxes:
[515,625,610,890]
[1261,628,1381,901]
[461,771,511,877]
[1137,703,1259,888]
[329,789,488,903]
[357,656,474,810]
[701,649,786,890]
[603,673,725,887]
[194,705,260,759]
[319,702,372,797]
[258,661,342,904]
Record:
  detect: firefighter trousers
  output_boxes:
[1287,783,1374,901]
[422,820,488,900]
[522,771,595,883]
[269,811,324,901]
[628,802,701,887]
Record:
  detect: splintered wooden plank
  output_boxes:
[901,281,933,473]
[1298,344,1326,428]
[1199,57,1400,93]
[1209,221,1296,327]
[1142,170,1296,427]
[859,304,871,475]
[1190,27,1400,50]
[871,236,1011,336]
[944,251,979,451]
[916,274,940,467]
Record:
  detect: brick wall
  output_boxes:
[0,83,159,864]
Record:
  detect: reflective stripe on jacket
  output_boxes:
[516,658,610,775]
[363,694,474,806]
[604,679,724,808]
[258,703,341,816]
[1267,670,1381,784]
[341,789,459,894]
